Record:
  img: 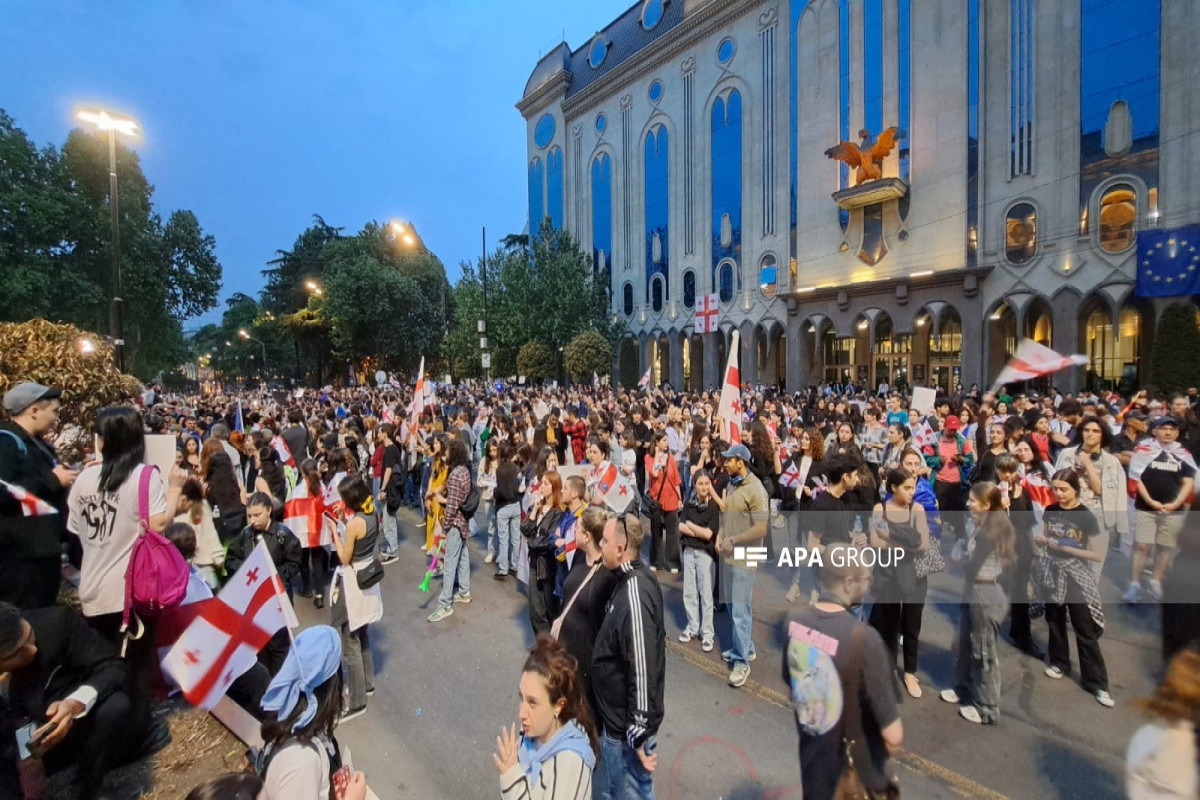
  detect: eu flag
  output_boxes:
[1136,223,1200,297]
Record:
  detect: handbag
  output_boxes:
[835,625,901,800]
[913,539,947,578]
[642,463,669,518]
[550,562,601,640]
[354,529,385,590]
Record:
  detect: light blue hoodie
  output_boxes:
[517,719,596,786]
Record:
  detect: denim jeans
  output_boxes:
[954,582,1008,723]
[437,526,471,608]
[405,468,421,507]
[495,503,521,575]
[595,731,655,800]
[483,500,498,556]
[681,547,714,639]
[380,507,399,555]
[727,565,756,667]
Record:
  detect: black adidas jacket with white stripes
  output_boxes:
[591,559,666,749]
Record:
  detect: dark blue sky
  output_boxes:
[1,1,628,326]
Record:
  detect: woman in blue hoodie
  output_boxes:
[494,636,597,799]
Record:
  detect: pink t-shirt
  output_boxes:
[936,437,962,484]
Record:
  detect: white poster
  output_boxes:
[911,386,937,416]
[145,434,179,477]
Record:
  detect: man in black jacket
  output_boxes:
[0,383,75,608]
[592,514,665,800]
[0,603,132,800]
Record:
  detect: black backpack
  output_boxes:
[460,480,481,520]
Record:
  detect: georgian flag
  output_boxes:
[989,339,1088,393]
[779,461,802,489]
[0,479,57,516]
[283,478,330,548]
[638,368,652,390]
[912,420,938,453]
[717,329,743,444]
[270,436,295,468]
[603,473,637,514]
[162,540,298,709]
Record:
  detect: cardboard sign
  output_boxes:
[911,386,937,415]
[144,434,179,477]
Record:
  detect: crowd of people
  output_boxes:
[1,373,1199,799]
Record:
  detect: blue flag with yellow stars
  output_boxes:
[1136,223,1200,297]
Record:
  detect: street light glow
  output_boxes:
[238,329,249,339]
[76,108,139,137]
[305,280,323,295]
[78,337,96,354]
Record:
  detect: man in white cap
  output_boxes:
[0,382,76,608]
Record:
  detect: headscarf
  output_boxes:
[261,625,341,731]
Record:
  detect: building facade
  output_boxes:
[518,0,1200,393]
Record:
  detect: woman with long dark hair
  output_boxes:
[330,475,382,719]
[427,438,473,622]
[525,472,565,635]
[493,636,598,799]
[940,482,1016,724]
[294,458,330,607]
[67,406,187,748]
[1037,469,1113,708]
[205,451,246,542]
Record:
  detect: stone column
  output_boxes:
[668,330,685,390]
[959,300,984,390]
[739,321,758,386]
[1051,294,1082,394]
[785,315,808,393]
[703,331,721,390]
[638,333,651,386]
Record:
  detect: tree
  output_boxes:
[517,341,555,381]
[564,330,612,382]
[1150,303,1200,394]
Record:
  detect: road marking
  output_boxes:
[665,639,1010,800]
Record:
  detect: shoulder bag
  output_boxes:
[550,562,601,641]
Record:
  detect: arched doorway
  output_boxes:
[930,308,963,392]
[651,333,669,387]
[689,333,704,392]
[871,313,911,392]
[986,302,1018,387]
[823,325,855,386]
[1024,298,1053,346]
[1082,299,1143,393]
[681,334,691,390]
[619,338,639,388]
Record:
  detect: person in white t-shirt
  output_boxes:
[67,406,186,745]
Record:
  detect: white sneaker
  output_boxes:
[701,636,714,652]
[1044,665,1065,680]
[1094,690,1115,708]
[728,664,751,687]
[453,592,472,604]
[484,554,494,564]
[940,688,960,704]
[1121,582,1141,604]
[678,630,696,644]
[958,705,982,724]
[669,568,679,574]
[1147,579,1164,601]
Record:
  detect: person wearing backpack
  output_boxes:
[67,406,187,757]
[427,438,476,622]
[254,625,368,800]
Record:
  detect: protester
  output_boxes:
[940,482,1015,724]
[330,475,382,719]
[677,471,719,654]
[374,421,402,563]
[1162,526,1200,664]
[785,543,902,800]
[493,636,597,800]
[1125,648,1200,800]
[644,431,682,573]
[525,472,566,635]
[173,479,225,589]
[1037,470,1114,708]
[493,440,522,580]
[427,438,473,622]
[718,443,769,686]
[923,414,974,541]
[994,455,1044,658]
[867,467,931,700]
[592,514,664,800]
[1054,415,1126,577]
[0,602,134,800]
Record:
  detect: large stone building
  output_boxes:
[518,0,1200,393]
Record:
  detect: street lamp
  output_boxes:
[76,107,139,372]
[239,329,269,380]
[305,280,323,296]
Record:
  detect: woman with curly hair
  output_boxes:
[1126,648,1200,800]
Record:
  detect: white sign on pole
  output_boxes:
[481,353,491,369]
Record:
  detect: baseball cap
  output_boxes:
[943,416,962,431]
[1152,416,1180,429]
[3,382,61,415]
[1124,410,1149,424]
[721,443,752,462]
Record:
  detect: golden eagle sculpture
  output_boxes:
[825,127,906,185]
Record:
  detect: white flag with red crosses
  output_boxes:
[0,479,57,516]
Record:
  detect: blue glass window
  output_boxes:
[645,127,670,302]
[682,270,696,309]
[622,282,634,316]
[596,113,607,134]
[589,37,608,68]
[898,0,911,181]
[711,90,742,293]
[547,147,563,230]
[534,114,555,148]
[1010,0,1034,176]
[642,0,664,31]
[648,80,663,103]
[718,38,735,64]
[759,254,778,299]
[719,263,734,303]
[1080,0,1160,213]
[863,0,883,137]
[592,154,613,276]
[651,276,664,313]
[528,157,544,237]
[837,0,850,227]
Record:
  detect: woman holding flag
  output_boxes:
[286,459,330,607]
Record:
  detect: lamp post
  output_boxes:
[239,329,269,382]
[77,108,139,372]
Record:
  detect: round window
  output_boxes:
[648,80,663,103]
[642,0,665,30]
[595,113,607,134]
[718,38,735,64]
[589,37,608,68]
[534,114,555,149]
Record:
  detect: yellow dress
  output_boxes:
[425,459,447,551]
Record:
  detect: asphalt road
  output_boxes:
[295,507,1154,799]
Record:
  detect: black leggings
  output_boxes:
[300,547,330,596]
[84,612,154,745]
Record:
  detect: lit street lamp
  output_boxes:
[239,329,269,379]
[305,280,323,296]
[77,107,139,372]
